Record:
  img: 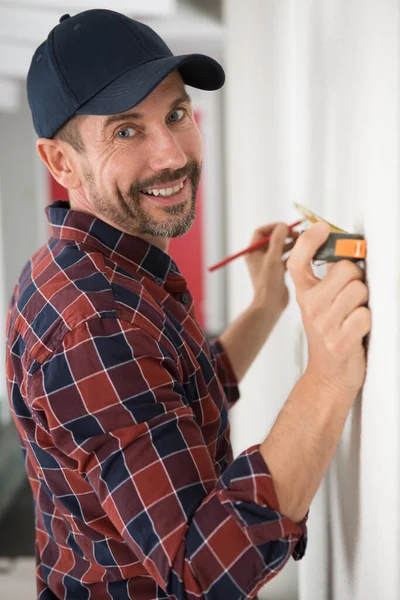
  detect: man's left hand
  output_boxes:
[245,222,298,317]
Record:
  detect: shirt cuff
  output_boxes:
[216,444,308,562]
[210,338,240,408]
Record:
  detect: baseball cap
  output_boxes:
[27,8,225,139]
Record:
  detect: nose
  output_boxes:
[147,125,187,174]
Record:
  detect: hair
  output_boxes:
[53,115,85,153]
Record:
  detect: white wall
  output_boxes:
[223,1,301,598]
[0,98,47,300]
[0,96,47,424]
[223,0,400,599]
[292,2,400,599]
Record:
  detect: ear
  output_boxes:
[36,138,81,190]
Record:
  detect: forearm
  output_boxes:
[219,301,282,383]
[260,369,358,523]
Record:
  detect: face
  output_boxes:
[70,71,202,250]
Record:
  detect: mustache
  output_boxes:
[129,161,200,196]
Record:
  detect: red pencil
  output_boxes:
[208,219,304,272]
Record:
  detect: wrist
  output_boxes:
[302,366,360,403]
[250,294,285,324]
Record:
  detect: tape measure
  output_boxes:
[313,232,366,262]
[295,203,366,263]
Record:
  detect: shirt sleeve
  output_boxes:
[208,337,240,409]
[29,317,307,600]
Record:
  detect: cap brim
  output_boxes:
[75,54,224,116]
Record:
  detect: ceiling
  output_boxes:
[0,0,223,114]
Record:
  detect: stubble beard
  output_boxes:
[87,160,201,239]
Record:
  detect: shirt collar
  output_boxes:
[46,201,181,284]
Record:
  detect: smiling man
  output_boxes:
[5,7,371,600]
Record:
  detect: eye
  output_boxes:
[116,127,136,139]
[167,109,185,123]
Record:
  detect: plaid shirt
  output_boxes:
[6,201,307,600]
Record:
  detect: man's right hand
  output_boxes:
[259,221,371,523]
[287,222,371,395]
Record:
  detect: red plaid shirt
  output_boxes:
[6,201,307,599]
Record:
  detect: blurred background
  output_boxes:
[0,1,399,599]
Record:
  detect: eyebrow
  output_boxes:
[103,91,192,129]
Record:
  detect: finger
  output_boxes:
[287,222,331,291]
[339,306,372,355]
[268,223,289,257]
[326,279,369,329]
[327,263,335,275]
[317,260,365,307]
[326,259,364,274]
[252,233,297,257]
[251,222,300,247]
[250,223,278,245]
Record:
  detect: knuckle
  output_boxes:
[344,307,372,343]
[356,306,372,330]
[326,335,343,357]
[349,279,369,303]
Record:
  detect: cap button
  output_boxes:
[59,14,70,23]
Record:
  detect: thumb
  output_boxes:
[268,223,289,257]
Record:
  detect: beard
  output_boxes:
[86,159,201,239]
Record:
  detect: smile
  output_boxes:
[140,176,187,198]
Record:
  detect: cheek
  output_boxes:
[97,147,141,192]
[187,123,202,159]
[176,120,202,161]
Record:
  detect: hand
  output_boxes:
[287,222,371,394]
[245,222,298,317]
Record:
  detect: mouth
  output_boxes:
[139,176,189,206]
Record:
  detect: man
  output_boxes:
[6,9,371,600]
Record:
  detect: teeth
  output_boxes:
[143,181,184,197]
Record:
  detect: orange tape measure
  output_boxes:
[314,233,366,262]
[295,203,366,263]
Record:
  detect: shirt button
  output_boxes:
[155,277,163,285]
[181,293,190,304]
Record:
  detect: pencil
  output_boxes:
[207,219,304,272]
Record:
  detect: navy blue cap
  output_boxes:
[27,9,225,139]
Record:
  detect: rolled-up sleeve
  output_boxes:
[208,337,240,409]
[29,317,307,600]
